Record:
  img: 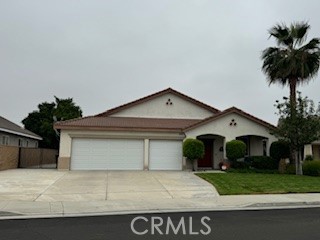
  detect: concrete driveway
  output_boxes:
[0,169,218,202]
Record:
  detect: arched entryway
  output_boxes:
[236,135,269,156]
[197,134,225,169]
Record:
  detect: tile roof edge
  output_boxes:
[184,106,277,131]
[0,116,42,139]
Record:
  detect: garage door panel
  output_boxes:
[71,139,143,170]
[149,140,182,170]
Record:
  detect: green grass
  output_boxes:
[196,172,320,195]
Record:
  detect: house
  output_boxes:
[0,116,42,148]
[304,141,320,160]
[54,88,277,171]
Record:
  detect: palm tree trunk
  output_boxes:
[295,149,303,175]
[289,78,297,112]
[289,78,302,175]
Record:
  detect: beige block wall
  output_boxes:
[0,146,19,170]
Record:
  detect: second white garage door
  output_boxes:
[71,138,144,170]
[149,140,182,170]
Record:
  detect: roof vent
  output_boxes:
[166,99,173,105]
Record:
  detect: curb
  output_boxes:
[1,201,320,220]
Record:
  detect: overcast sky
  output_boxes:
[1,0,320,126]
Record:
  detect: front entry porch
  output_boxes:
[197,134,225,169]
[236,135,269,156]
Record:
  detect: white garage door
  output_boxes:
[149,140,182,170]
[71,138,144,170]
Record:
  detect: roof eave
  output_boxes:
[0,127,42,140]
[55,125,184,133]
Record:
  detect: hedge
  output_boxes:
[303,161,320,176]
[248,156,278,170]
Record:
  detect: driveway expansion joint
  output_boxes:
[34,172,68,202]
[151,174,174,199]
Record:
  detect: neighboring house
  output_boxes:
[54,88,277,171]
[304,141,320,160]
[0,116,42,148]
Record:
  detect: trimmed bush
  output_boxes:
[226,140,246,161]
[270,140,290,161]
[183,138,205,161]
[303,161,320,176]
[285,164,296,175]
[248,156,278,170]
[304,155,314,161]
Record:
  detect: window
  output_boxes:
[18,139,23,147]
[26,141,29,147]
[35,142,38,148]
[2,136,9,145]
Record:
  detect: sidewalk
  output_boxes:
[1,193,320,219]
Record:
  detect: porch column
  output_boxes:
[144,139,149,170]
[182,157,186,170]
[265,139,270,156]
[223,138,227,159]
[304,144,313,159]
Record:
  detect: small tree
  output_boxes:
[270,140,290,161]
[273,92,320,175]
[226,140,246,161]
[22,97,82,149]
[183,138,204,170]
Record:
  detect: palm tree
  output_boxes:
[262,22,320,111]
[262,22,320,175]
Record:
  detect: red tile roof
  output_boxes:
[54,89,276,133]
[55,116,201,132]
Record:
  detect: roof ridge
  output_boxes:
[54,115,95,126]
[95,88,220,117]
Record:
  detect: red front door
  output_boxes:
[198,139,213,168]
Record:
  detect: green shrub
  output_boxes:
[248,156,278,170]
[226,140,246,161]
[285,164,296,174]
[304,155,314,161]
[183,138,205,161]
[303,161,320,176]
[270,140,290,161]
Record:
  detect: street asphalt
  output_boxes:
[1,208,320,240]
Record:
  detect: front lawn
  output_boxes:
[196,172,320,195]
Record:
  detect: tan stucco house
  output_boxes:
[54,88,277,171]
